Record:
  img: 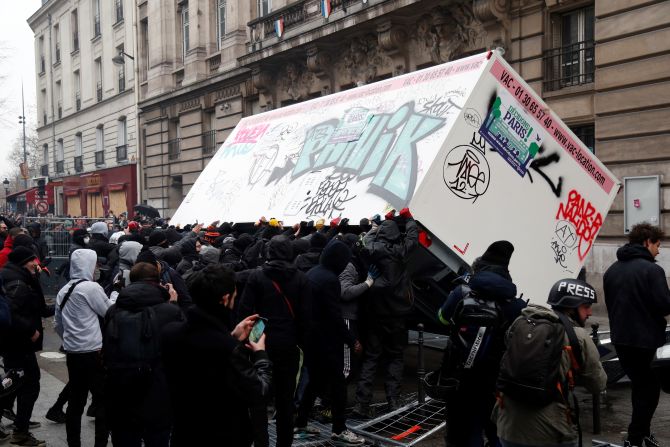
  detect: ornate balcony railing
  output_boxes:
[249,1,307,44]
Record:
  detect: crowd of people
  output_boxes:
[0,208,668,447]
[0,208,420,447]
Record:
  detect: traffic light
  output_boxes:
[37,178,46,197]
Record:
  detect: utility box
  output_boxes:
[172,50,620,303]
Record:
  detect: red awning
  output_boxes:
[108,183,126,191]
[6,187,35,200]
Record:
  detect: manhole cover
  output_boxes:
[40,352,66,359]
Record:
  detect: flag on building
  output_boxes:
[274,18,284,37]
[321,0,332,18]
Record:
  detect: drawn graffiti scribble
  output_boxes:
[266,159,296,185]
[248,144,279,186]
[232,124,270,144]
[463,108,482,128]
[418,94,463,117]
[555,189,603,262]
[550,240,568,269]
[286,101,445,209]
[443,132,490,203]
[301,173,357,219]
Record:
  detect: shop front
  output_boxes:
[7,183,56,216]
[62,165,137,218]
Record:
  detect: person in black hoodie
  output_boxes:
[354,208,418,415]
[161,264,272,447]
[103,261,183,447]
[0,247,52,446]
[238,235,311,447]
[294,232,327,272]
[604,223,670,447]
[436,241,526,447]
[295,239,364,445]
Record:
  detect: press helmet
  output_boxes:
[547,278,597,309]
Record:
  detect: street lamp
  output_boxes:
[18,84,27,189]
[112,51,134,66]
[3,178,10,213]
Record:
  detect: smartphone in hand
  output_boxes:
[249,318,267,343]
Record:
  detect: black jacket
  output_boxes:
[103,281,184,431]
[161,305,272,447]
[1,262,50,354]
[604,243,670,349]
[361,218,419,319]
[306,240,355,352]
[238,237,311,352]
[295,249,322,273]
[88,234,115,260]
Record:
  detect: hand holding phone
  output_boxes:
[249,317,267,343]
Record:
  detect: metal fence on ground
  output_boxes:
[21,217,113,259]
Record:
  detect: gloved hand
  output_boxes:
[330,217,342,227]
[371,214,382,225]
[385,209,396,220]
[339,218,349,228]
[399,208,413,219]
[365,265,381,287]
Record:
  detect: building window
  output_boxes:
[95,58,103,102]
[71,10,79,52]
[570,124,595,154]
[216,0,226,50]
[93,0,101,37]
[96,125,105,166]
[39,36,45,74]
[56,139,64,173]
[56,80,62,119]
[168,138,182,160]
[544,6,594,92]
[140,19,149,82]
[117,117,127,161]
[53,24,61,64]
[74,133,83,172]
[258,0,271,17]
[181,7,190,62]
[41,144,49,176]
[74,70,81,111]
[115,0,124,24]
[117,46,126,92]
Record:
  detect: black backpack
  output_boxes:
[497,306,583,406]
[103,305,161,376]
[447,285,504,372]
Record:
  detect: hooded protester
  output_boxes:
[238,235,312,447]
[353,208,418,416]
[1,246,52,447]
[137,249,193,310]
[176,238,201,275]
[294,239,365,445]
[69,229,89,256]
[54,249,111,447]
[161,264,272,447]
[436,241,526,447]
[161,247,183,270]
[148,230,169,260]
[27,223,48,263]
[103,262,183,446]
[116,241,143,286]
[87,222,114,259]
[0,220,9,249]
[294,232,328,272]
[221,233,254,268]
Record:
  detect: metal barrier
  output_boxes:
[21,217,115,259]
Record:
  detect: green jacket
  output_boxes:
[493,305,607,446]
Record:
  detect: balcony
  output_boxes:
[94,16,101,38]
[75,92,81,111]
[72,34,79,52]
[55,44,61,64]
[96,82,103,102]
[168,138,181,161]
[248,1,307,44]
[208,53,221,73]
[95,150,105,166]
[57,101,62,119]
[202,130,217,155]
[118,73,126,93]
[40,165,48,176]
[116,144,128,162]
[74,156,83,173]
[543,40,595,92]
[56,160,64,173]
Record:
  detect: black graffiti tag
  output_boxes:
[301,173,357,219]
[419,95,463,117]
[550,240,568,269]
[443,133,490,203]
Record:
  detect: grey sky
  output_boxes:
[0,0,42,179]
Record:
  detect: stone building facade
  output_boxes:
[29,0,138,217]
[137,0,670,274]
